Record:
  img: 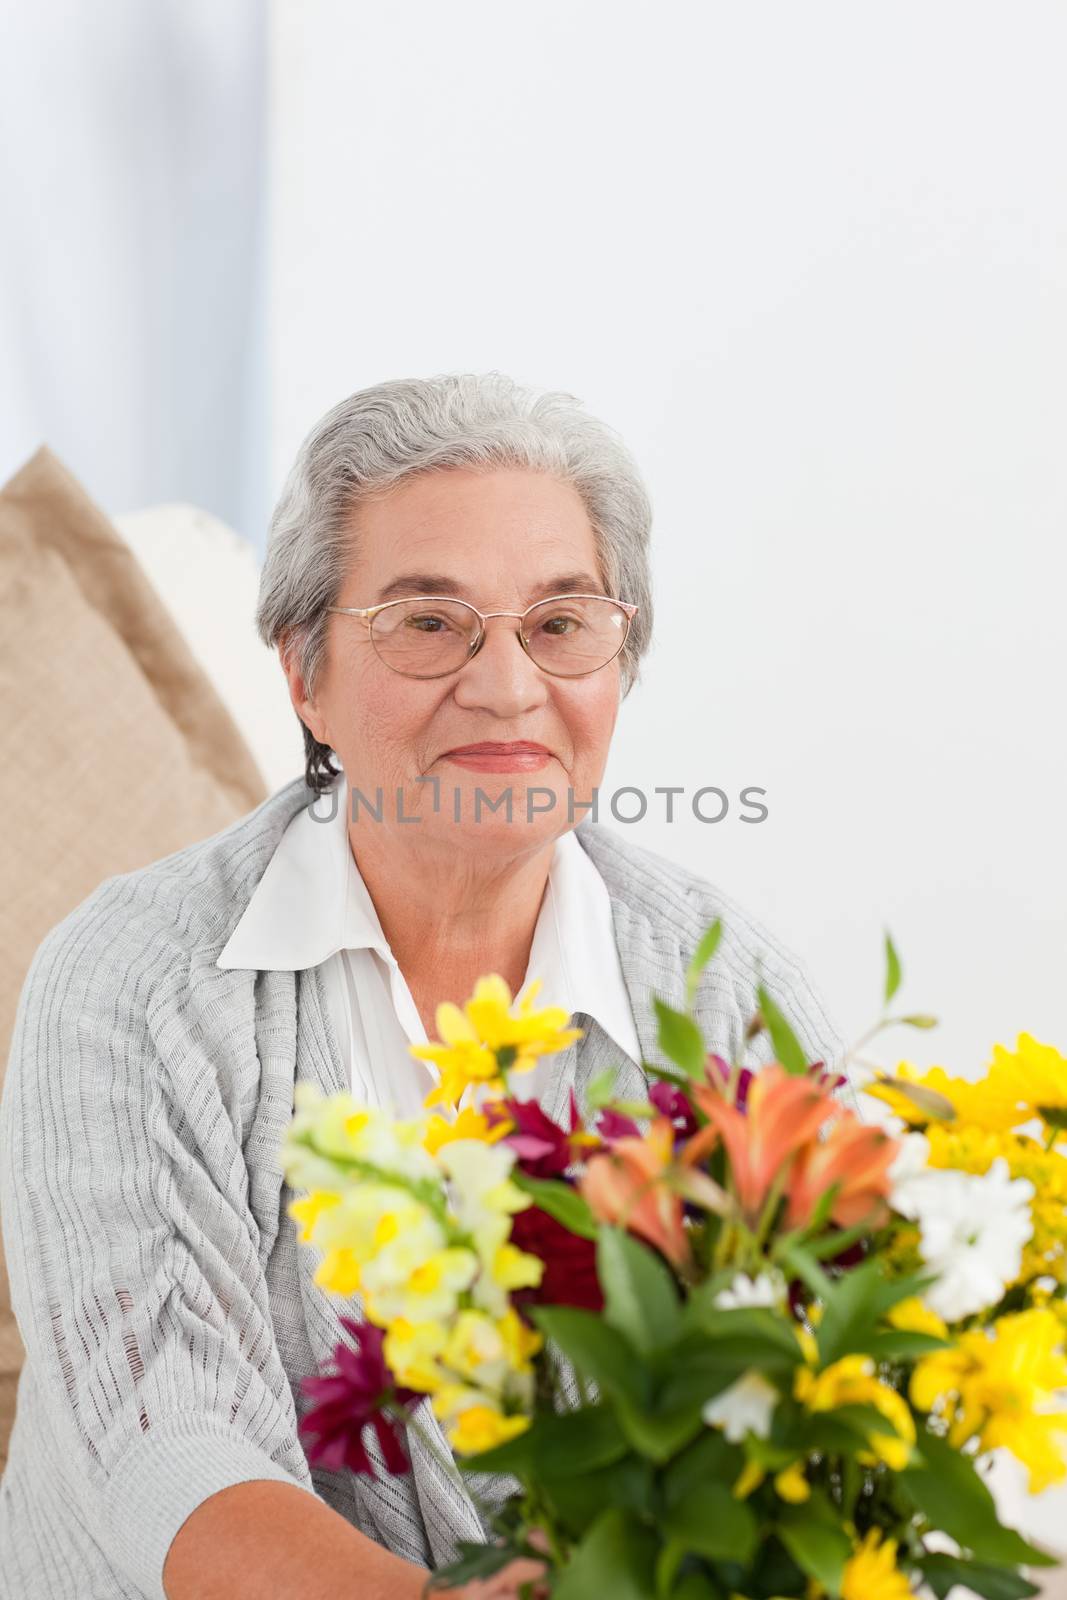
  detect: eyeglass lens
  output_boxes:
[370,596,629,678]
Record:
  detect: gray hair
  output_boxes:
[256,371,655,793]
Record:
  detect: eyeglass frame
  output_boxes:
[325,592,639,679]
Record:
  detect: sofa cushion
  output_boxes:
[0,446,268,1471]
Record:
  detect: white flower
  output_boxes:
[713,1271,785,1311]
[893,1157,1034,1321]
[888,1131,932,1194]
[701,1370,779,1442]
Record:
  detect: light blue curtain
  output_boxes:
[0,1,268,544]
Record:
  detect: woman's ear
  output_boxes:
[278,627,330,746]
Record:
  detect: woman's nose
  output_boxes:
[451,616,549,715]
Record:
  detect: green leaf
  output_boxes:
[776,1502,852,1594]
[756,984,809,1075]
[539,1454,655,1541]
[862,1328,951,1361]
[662,1428,743,1509]
[585,1067,621,1110]
[426,1540,518,1589]
[653,997,708,1080]
[1039,1105,1067,1131]
[676,1305,805,1369]
[884,929,902,1005]
[531,1307,648,1405]
[772,1238,834,1301]
[552,1507,659,1600]
[816,1260,933,1365]
[902,1433,1057,1568]
[614,1395,707,1463]
[664,1480,757,1564]
[598,1227,681,1356]
[685,918,723,1010]
[899,1013,939,1029]
[510,1171,599,1239]
[919,1553,1040,1600]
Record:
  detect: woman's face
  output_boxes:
[288,467,624,858]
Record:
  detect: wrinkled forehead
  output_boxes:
[339,467,605,605]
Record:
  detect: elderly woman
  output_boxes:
[0,374,845,1599]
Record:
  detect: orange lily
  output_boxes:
[786,1113,899,1231]
[580,1117,689,1267]
[690,1065,835,1226]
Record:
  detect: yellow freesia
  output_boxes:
[313,1245,363,1296]
[362,1244,479,1328]
[288,1189,341,1243]
[490,1242,545,1293]
[447,1403,530,1455]
[382,1317,449,1393]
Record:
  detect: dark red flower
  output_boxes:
[705,1053,754,1110]
[596,1107,642,1141]
[509,1203,604,1311]
[648,1080,699,1136]
[298,1317,418,1479]
[496,1090,593,1177]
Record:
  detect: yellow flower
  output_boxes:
[774,1462,811,1503]
[382,1317,449,1393]
[866,1065,1026,1132]
[288,1189,341,1243]
[887,1298,949,1341]
[412,974,583,1110]
[989,1033,1067,1125]
[732,1459,766,1500]
[430,1374,533,1454]
[423,1105,512,1154]
[490,1243,545,1293]
[446,1403,530,1455]
[363,1244,480,1328]
[497,1305,542,1372]
[314,1245,363,1296]
[911,1309,1067,1492]
[795,1355,916,1470]
[841,1529,914,1600]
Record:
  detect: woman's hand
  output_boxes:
[449,1552,549,1599]
[442,1530,550,1599]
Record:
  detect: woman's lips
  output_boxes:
[442,742,553,773]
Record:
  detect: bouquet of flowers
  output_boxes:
[281,922,1067,1599]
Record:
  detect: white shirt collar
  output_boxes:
[216,781,642,1068]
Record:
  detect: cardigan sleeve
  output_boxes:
[0,887,316,1600]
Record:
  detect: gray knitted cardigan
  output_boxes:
[0,776,846,1599]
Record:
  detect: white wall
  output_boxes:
[270,1,1067,1077]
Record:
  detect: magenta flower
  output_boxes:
[494,1089,590,1176]
[298,1317,418,1479]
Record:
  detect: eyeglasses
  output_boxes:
[326,592,638,679]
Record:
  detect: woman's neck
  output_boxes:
[347,823,556,1023]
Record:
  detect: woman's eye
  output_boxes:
[406,612,451,633]
[539,612,581,635]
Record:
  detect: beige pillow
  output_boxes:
[0,446,268,1471]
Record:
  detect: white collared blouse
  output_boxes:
[216,776,643,1117]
